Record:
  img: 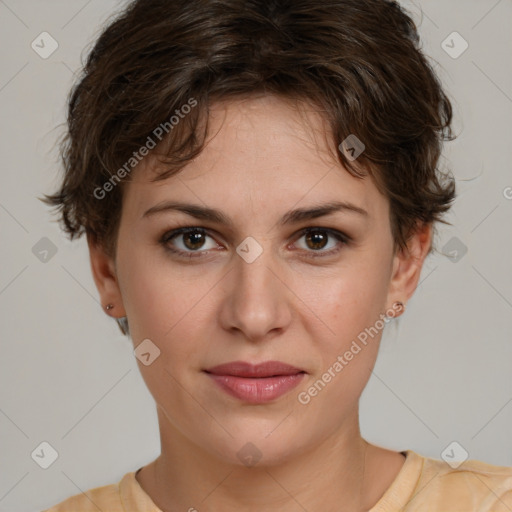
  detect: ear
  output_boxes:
[386,222,432,311]
[87,233,126,318]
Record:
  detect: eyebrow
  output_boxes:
[142,200,368,226]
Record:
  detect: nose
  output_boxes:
[218,241,293,343]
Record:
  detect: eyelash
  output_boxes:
[159,226,351,260]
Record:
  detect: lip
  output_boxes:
[205,361,305,378]
[204,361,306,404]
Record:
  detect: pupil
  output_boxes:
[307,231,327,250]
[181,230,329,251]
[184,231,204,250]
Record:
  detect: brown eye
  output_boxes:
[161,226,349,261]
[162,227,219,256]
[182,231,207,250]
[304,230,329,250]
[294,227,349,257]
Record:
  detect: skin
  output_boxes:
[89,94,432,511]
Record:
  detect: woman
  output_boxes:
[41,0,512,510]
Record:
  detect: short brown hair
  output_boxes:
[42,0,456,257]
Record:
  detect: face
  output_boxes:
[90,94,430,467]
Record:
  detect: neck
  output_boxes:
[138,406,388,512]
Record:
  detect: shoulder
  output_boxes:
[405,450,512,511]
[42,470,160,511]
[42,473,127,511]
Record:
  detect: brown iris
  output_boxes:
[305,230,328,250]
[183,231,206,250]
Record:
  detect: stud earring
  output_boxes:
[391,301,405,318]
[104,304,129,336]
[385,301,405,319]
[393,301,404,312]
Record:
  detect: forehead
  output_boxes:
[122,94,387,222]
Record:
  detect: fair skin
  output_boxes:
[89,94,431,511]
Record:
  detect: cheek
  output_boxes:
[290,251,392,402]
[295,274,388,414]
[293,255,391,339]
[118,245,207,340]
[119,260,222,405]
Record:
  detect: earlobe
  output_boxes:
[386,222,432,309]
[87,234,126,317]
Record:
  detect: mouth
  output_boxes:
[204,361,306,404]
[205,360,306,378]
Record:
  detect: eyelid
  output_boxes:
[293,226,351,244]
[288,227,350,258]
[160,227,223,255]
[160,225,350,258]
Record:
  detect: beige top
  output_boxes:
[43,450,512,511]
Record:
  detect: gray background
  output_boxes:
[0,0,511,510]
